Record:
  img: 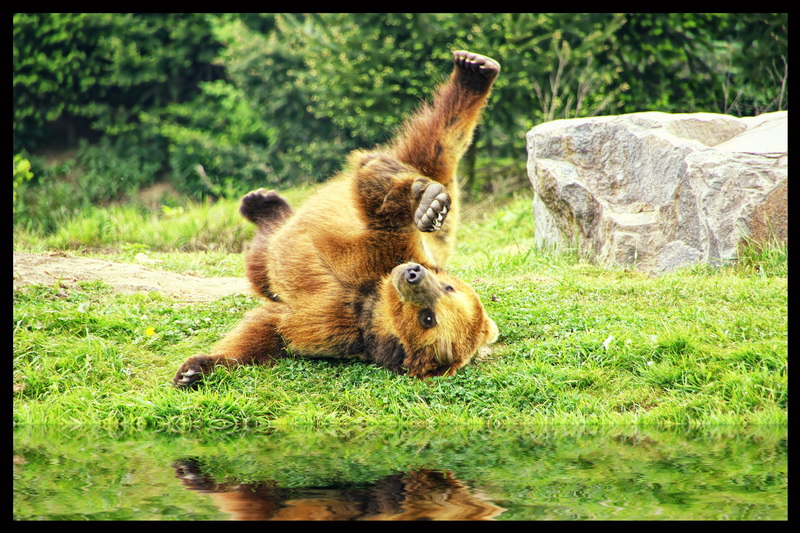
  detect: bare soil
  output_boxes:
[13,251,250,302]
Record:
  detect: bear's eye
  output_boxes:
[418,308,436,329]
[444,284,455,293]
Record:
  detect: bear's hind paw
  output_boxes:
[239,189,290,226]
[452,50,500,92]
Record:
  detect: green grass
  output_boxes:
[13,191,787,431]
[13,184,317,255]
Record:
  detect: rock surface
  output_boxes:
[526,111,787,273]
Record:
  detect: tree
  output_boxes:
[13,12,789,226]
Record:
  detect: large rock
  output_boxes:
[526,111,787,273]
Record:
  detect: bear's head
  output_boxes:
[373,262,498,378]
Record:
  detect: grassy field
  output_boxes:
[12,189,787,432]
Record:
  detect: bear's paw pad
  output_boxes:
[452,50,501,81]
[240,189,282,218]
[415,182,450,232]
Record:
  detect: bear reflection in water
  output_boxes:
[173,459,505,521]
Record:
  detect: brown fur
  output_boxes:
[174,51,500,388]
[173,460,505,520]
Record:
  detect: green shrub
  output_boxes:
[13,155,34,214]
[13,13,222,152]
[147,16,353,194]
[13,13,788,230]
[16,134,165,233]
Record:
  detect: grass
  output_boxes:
[12,189,787,432]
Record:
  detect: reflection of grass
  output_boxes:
[13,190,787,430]
[12,426,788,520]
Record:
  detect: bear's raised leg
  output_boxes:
[240,189,294,300]
[390,50,500,186]
[240,188,293,231]
[173,305,288,389]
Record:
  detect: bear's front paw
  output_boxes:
[173,355,209,389]
[413,181,450,233]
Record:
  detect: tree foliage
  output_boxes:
[13,13,222,150]
[13,13,788,231]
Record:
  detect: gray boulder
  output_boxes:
[526,111,787,273]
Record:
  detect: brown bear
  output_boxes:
[173,460,505,520]
[174,51,500,388]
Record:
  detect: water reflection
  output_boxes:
[13,426,787,520]
[174,459,505,520]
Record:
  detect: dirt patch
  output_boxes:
[13,251,251,302]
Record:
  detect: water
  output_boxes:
[13,426,787,520]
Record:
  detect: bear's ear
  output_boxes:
[484,317,499,345]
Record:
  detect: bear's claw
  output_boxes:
[414,182,450,232]
[174,362,204,389]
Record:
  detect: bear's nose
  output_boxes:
[404,264,425,285]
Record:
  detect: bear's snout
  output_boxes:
[404,263,425,285]
[391,262,438,308]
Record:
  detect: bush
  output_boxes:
[13,13,224,229]
[144,16,353,195]
[13,13,222,152]
[13,13,788,233]
[13,155,34,214]
[16,134,166,233]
